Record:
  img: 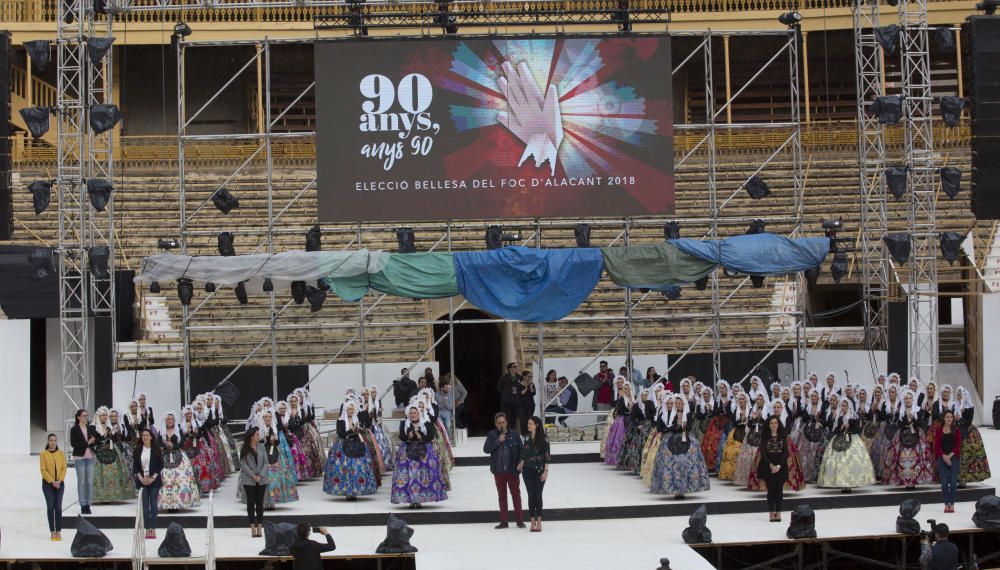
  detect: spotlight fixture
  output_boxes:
[804,266,820,286]
[85,37,114,67]
[934,26,956,55]
[86,179,113,212]
[435,1,458,34]
[485,225,502,250]
[211,187,240,214]
[886,0,899,6]
[777,11,802,27]
[875,25,900,56]
[149,281,161,294]
[883,233,912,264]
[157,238,179,250]
[24,40,51,72]
[830,251,848,284]
[235,281,248,305]
[87,246,110,279]
[501,231,523,245]
[89,104,122,135]
[28,248,54,280]
[27,180,52,215]
[821,218,844,231]
[306,225,322,252]
[886,166,908,199]
[661,286,682,300]
[205,282,217,293]
[574,223,591,248]
[939,97,966,128]
[871,95,903,125]
[177,278,194,306]
[20,106,51,139]
[746,219,766,235]
[396,227,416,253]
[306,285,327,312]
[940,232,964,264]
[977,0,999,15]
[940,167,962,198]
[695,275,709,291]
[744,175,771,200]
[217,232,236,256]
[173,21,192,38]
[262,278,273,292]
[290,280,306,304]
[750,275,766,288]
[663,221,681,241]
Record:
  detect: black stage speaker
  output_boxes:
[965,16,1000,219]
[0,32,10,239]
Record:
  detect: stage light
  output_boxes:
[306,285,326,312]
[804,266,820,286]
[661,286,681,300]
[871,96,903,125]
[746,219,766,235]
[217,232,236,256]
[940,232,964,264]
[24,40,50,72]
[28,248,54,280]
[656,559,673,570]
[973,495,1000,529]
[291,280,306,304]
[940,97,965,128]
[886,166,908,199]
[157,238,179,250]
[205,282,216,293]
[397,227,416,253]
[86,178,113,211]
[750,275,766,288]
[977,0,999,15]
[262,277,273,292]
[885,0,899,6]
[306,225,322,252]
[485,225,502,250]
[436,2,458,35]
[777,11,801,27]
[70,516,113,558]
[744,175,770,200]
[235,281,248,305]
[830,251,848,283]
[89,104,122,134]
[211,187,240,214]
[786,505,817,539]
[695,275,709,290]
[20,106,51,139]
[149,281,161,293]
[681,505,712,544]
[875,25,899,56]
[375,514,418,554]
[574,223,591,247]
[940,167,962,198]
[177,278,194,306]
[663,221,680,241]
[821,218,843,231]
[158,522,192,558]
[502,231,522,246]
[883,233,911,264]
[85,37,114,66]
[934,26,956,55]
[87,246,110,279]
[173,21,192,37]
[27,180,52,214]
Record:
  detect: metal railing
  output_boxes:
[132,494,146,570]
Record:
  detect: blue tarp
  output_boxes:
[453,246,604,322]
[671,234,830,275]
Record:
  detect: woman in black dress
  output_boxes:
[520,416,551,532]
[758,415,789,522]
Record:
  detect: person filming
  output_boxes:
[290,522,336,570]
[919,522,959,570]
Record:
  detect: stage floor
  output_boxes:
[1,430,997,568]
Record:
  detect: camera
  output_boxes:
[921,518,937,542]
[312,527,322,534]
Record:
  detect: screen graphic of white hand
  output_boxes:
[496,61,563,176]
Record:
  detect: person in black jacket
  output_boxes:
[759,416,789,522]
[69,409,98,514]
[393,368,418,410]
[483,412,525,529]
[132,428,163,538]
[290,522,336,570]
[498,363,521,431]
[515,370,537,435]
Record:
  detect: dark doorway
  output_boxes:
[434,309,502,436]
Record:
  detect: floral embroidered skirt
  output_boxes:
[287,432,315,481]
[959,425,992,484]
[882,430,935,487]
[747,437,806,492]
[817,434,876,488]
[372,422,396,471]
[618,420,652,473]
[701,416,730,473]
[92,448,136,503]
[603,415,627,466]
[639,431,664,486]
[159,452,201,510]
[323,439,377,497]
[717,430,743,481]
[390,442,447,505]
[650,435,710,496]
[733,440,760,487]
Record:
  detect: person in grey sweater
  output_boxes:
[239,427,270,537]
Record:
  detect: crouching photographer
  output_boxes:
[919,520,959,570]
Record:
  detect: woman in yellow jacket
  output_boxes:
[40,433,67,541]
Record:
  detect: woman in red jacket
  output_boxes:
[932,410,961,513]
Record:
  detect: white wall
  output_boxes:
[982,294,1000,409]
[308,362,439,414]
[0,320,32,455]
[112,368,182,419]
[796,348,888,386]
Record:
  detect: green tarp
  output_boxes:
[369,251,459,299]
[600,242,716,289]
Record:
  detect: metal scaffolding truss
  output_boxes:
[897,0,938,382]
[853,0,889,352]
[173,27,805,413]
[57,0,116,436]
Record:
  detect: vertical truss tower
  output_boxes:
[854,0,889,351]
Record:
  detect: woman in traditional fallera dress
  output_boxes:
[817,399,876,490]
[366,385,396,471]
[209,395,238,475]
[639,385,668,485]
[794,389,828,484]
[747,399,806,492]
[277,399,313,481]
[181,406,219,494]
[882,390,935,489]
[259,409,299,505]
[604,380,633,466]
[391,405,447,508]
[124,400,148,452]
[956,386,992,485]
[691,387,714,443]
[701,380,732,474]
[734,395,769,486]
[718,393,751,481]
[108,409,132,468]
[355,391,386,487]
[618,388,656,472]
[651,395,710,498]
[874,384,902,478]
[90,407,135,503]
[858,387,879,453]
[157,411,201,511]
[193,399,225,482]
[323,400,378,500]
[420,389,455,469]
[747,376,765,406]
[287,392,325,476]
[787,382,806,439]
